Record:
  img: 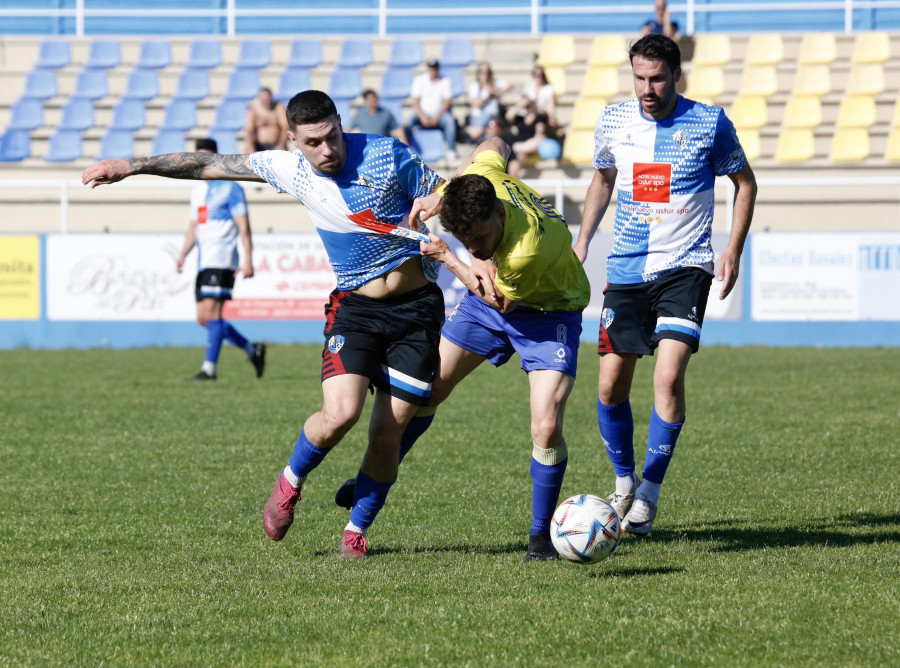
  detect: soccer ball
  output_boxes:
[551,494,621,563]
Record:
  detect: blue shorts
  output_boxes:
[441,291,582,377]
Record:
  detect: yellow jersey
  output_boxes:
[462,150,590,312]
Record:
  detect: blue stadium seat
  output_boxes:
[7,99,44,131]
[96,129,134,160]
[21,70,57,100]
[151,129,185,155]
[159,100,197,132]
[224,69,260,101]
[276,68,312,105]
[387,39,423,69]
[109,100,146,132]
[379,98,405,127]
[85,40,120,69]
[236,40,271,69]
[442,66,466,98]
[35,40,70,69]
[43,130,82,162]
[71,69,108,100]
[211,100,247,132]
[122,69,159,101]
[186,40,221,69]
[328,68,363,101]
[287,39,322,69]
[136,40,171,69]
[337,39,373,69]
[58,99,95,131]
[209,130,238,154]
[409,127,445,163]
[334,99,352,124]
[171,69,210,101]
[440,37,474,67]
[0,130,31,162]
[380,68,413,100]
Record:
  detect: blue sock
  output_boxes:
[529,444,568,537]
[399,413,434,462]
[222,320,250,352]
[597,399,635,477]
[205,318,225,363]
[287,428,329,479]
[349,470,394,531]
[642,407,684,484]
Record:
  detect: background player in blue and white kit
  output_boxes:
[176,137,266,382]
[573,34,757,535]
[82,90,445,560]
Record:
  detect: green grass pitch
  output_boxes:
[0,345,898,666]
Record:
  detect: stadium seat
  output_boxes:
[846,64,885,96]
[379,98,404,127]
[328,68,363,101]
[135,40,171,69]
[409,127,445,163]
[774,128,815,162]
[737,128,761,162]
[536,35,576,67]
[544,66,568,97]
[798,33,836,65]
[387,38,423,69]
[35,40,70,69]
[159,100,197,132]
[211,100,247,132]
[442,66,466,98]
[692,34,731,67]
[334,100,352,125]
[43,130,82,162]
[828,128,869,162]
[276,68,312,104]
[236,40,271,69]
[782,95,822,129]
[337,39,373,69]
[224,69,260,101]
[440,37,474,67]
[209,129,238,154]
[0,130,31,162]
[109,99,146,132]
[151,129,185,155]
[58,99,95,131]
[21,70,57,100]
[683,66,724,101]
[744,34,783,66]
[851,31,890,64]
[569,97,605,130]
[380,68,413,100]
[588,35,627,67]
[287,39,322,69]
[791,65,831,97]
[884,127,900,161]
[836,95,876,129]
[582,66,620,99]
[186,40,221,69]
[7,99,44,131]
[729,95,767,130]
[85,40,120,69]
[121,69,159,101]
[96,129,134,160]
[172,69,210,101]
[71,69,108,100]
[561,129,595,165]
[739,65,778,98]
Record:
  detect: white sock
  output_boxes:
[638,480,661,505]
[344,521,367,536]
[616,473,638,496]
[282,466,304,489]
[201,361,216,376]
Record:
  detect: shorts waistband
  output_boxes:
[343,281,440,307]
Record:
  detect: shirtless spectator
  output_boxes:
[244,87,288,152]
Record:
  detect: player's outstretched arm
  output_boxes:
[82,153,265,189]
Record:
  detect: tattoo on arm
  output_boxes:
[128,152,256,180]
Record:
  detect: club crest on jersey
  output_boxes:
[328,335,345,353]
[602,307,615,330]
[673,130,689,151]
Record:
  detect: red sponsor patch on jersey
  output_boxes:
[197,205,208,224]
[633,162,671,203]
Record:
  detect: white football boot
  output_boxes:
[607,472,640,520]
[622,496,658,535]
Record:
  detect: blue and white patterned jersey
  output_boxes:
[249,134,442,290]
[593,96,747,284]
[190,180,248,271]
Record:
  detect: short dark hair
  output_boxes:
[629,33,681,72]
[440,174,496,237]
[362,89,377,98]
[195,137,218,153]
[286,90,338,128]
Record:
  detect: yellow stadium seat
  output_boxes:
[536,35,576,67]
[851,31,891,64]
[884,127,900,160]
[561,128,596,165]
[737,129,761,162]
[792,65,831,97]
[739,65,778,97]
[798,33,836,64]
[774,128,815,162]
[745,34,783,66]
[588,35,628,66]
[846,64,885,96]
[836,95,877,129]
[570,97,606,130]
[544,65,567,96]
[692,34,731,66]
[729,95,767,130]
[782,95,822,129]
[582,66,620,99]
[828,128,869,162]
[683,66,724,100]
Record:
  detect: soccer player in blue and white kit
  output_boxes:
[176,137,266,382]
[573,35,758,534]
[82,90,446,559]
